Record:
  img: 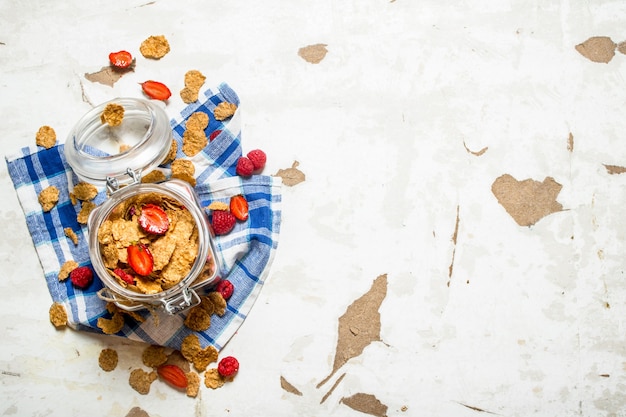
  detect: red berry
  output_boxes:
[235,157,254,177]
[211,210,236,235]
[229,195,249,221]
[216,280,234,300]
[217,356,239,377]
[108,50,133,69]
[246,149,266,171]
[113,268,135,285]
[127,243,154,276]
[138,204,170,235]
[157,364,188,389]
[70,266,93,289]
[209,129,222,141]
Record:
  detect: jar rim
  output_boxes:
[64,98,173,186]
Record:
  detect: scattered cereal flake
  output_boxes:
[99,348,119,372]
[186,371,200,398]
[141,170,167,183]
[58,260,79,281]
[184,304,211,331]
[139,35,170,59]
[49,302,68,328]
[36,126,56,149]
[97,312,125,334]
[38,186,59,212]
[64,227,79,246]
[204,368,225,389]
[171,159,196,186]
[73,182,98,201]
[213,102,237,121]
[101,103,125,126]
[180,334,201,362]
[162,140,178,166]
[142,345,168,368]
[129,368,158,395]
[186,112,209,131]
[198,294,215,315]
[206,291,226,316]
[77,201,97,224]
[182,129,208,157]
[180,70,206,104]
[192,345,219,372]
[207,201,229,211]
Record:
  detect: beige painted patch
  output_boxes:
[618,41,626,55]
[275,161,306,186]
[463,141,488,156]
[317,274,387,387]
[604,164,626,175]
[280,376,303,396]
[85,66,129,87]
[125,407,150,417]
[298,44,328,64]
[575,36,616,63]
[491,174,563,226]
[340,393,388,417]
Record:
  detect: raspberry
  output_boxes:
[235,157,254,177]
[70,266,93,289]
[209,129,222,141]
[211,210,236,235]
[217,356,239,378]
[216,279,234,300]
[246,149,266,171]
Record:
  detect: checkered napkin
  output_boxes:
[5,83,282,351]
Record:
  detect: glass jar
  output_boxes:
[65,98,220,314]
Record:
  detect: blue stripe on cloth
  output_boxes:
[5,83,282,352]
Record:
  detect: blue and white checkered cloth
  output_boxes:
[5,83,282,351]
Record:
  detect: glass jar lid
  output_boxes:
[64,98,172,186]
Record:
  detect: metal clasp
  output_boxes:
[106,168,141,195]
[163,287,201,315]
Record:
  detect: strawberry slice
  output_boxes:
[138,204,170,235]
[113,268,135,285]
[127,244,153,276]
[157,364,188,389]
[229,195,249,221]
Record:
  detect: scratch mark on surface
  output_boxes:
[320,373,346,404]
[456,402,499,414]
[567,132,574,152]
[463,141,488,156]
[1,370,21,377]
[448,205,460,286]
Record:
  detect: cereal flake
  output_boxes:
[186,112,209,131]
[192,345,219,372]
[184,304,211,332]
[36,126,57,149]
[49,302,68,328]
[141,170,167,183]
[182,129,208,157]
[171,159,196,187]
[38,186,59,212]
[64,227,79,246]
[139,35,170,59]
[142,345,168,368]
[204,368,225,389]
[180,334,201,362]
[97,312,125,334]
[100,103,125,127]
[77,201,97,224]
[58,260,79,281]
[72,182,98,201]
[99,348,119,372]
[186,371,201,398]
[129,368,158,395]
[213,102,237,121]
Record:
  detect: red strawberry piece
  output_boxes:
[70,266,93,289]
[217,356,239,378]
[235,156,254,177]
[246,149,266,171]
[113,268,135,285]
[211,210,236,235]
[209,129,222,141]
[127,243,154,276]
[216,279,234,300]
[229,195,249,221]
[157,364,188,389]
[138,204,170,235]
[108,50,133,69]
